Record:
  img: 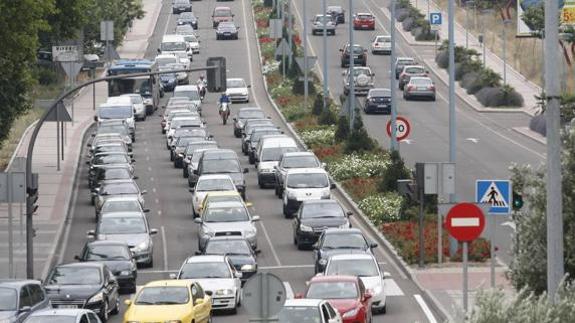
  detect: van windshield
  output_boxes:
[287,173,329,188]
[161,41,187,52]
[174,90,200,101]
[261,147,298,162]
[99,106,133,119]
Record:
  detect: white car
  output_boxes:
[278,299,342,323]
[225,78,251,103]
[24,308,102,323]
[371,35,391,55]
[166,116,204,139]
[323,254,390,314]
[190,174,237,217]
[167,62,189,84]
[172,51,191,68]
[282,168,332,218]
[173,255,242,313]
[183,34,201,54]
[174,84,202,111]
[121,93,146,121]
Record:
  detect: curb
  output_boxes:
[512,126,546,145]
[250,4,452,322]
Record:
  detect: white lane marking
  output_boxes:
[152,188,157,193]
[241,0,262,108]
[414,294,438,323]
[284,282,295,299]
[451,218,480,227]
[146,156,150,161]
[150,177,155,182]
[384,278,405,296]
[157,210,162,216]
[154,198,160,204]
[465,137,479,143]
[258,221,282,267]
[148,166,152,171]
[144,148,149,152]
[161,226,168,271]
[260,264,315,270]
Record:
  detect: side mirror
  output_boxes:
[234,271,243,279]
[124,299,132,306]
[93,116,98,121]
[339,49,343,52]
[141,190,148,195]
[157,48,161,53]
[364,293,372,301]
[245,202,253,207]
[247,85,251,88]
[194,218,202,224]
[133,175,139,180]
[195,250,202,255]
[150,228,158,235]
[370,242,378,249]
[330,183,336,189]
[383,271,391,279]
[86,230,95,238]
[195,298,205,305]
[243,168,249,173]
[188,188,195,193]
[341,71,346,76]
[74,255,81,261]
[143,208,150,213]
[252,215,260,222]
[321,162,326,168]
[86,143,92,147]
[169,273,177,279]
[233,117,237,121]
[85,161,90,165]
[346,211,353,216]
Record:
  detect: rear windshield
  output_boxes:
[261,147,298,162]
[99,106,133,119]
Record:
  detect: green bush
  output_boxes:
[36,66,60,86]
[344,114,377,153]
[318,108,337,126]
[312,93,323,116]
[334,116,349,143]
[435,50,449,68]
[378,150,411,193]
[292,77,316,96]
[475,85,523,107]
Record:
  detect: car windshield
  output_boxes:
[314,15,332,23]
[175,90,200,101]
[186,143,217,154]
[405,67,425,74]
[205,239,251,255]
[357,14,373,19]
[204,195,243,207]
[97,125,129,135]
[25,317,76,323]
[99,106,133,119]
[183,35,198,42]
[279,307,321,323]
[251,130,279,142]
[202,159,240,174]
[87,245,131,261]
[172,119,201,129]
[323,233,368,249]
[307,281,359,299]
[215,9,232,17]
[326,259,379,277]
[301,202,344,218]
[180,12,193,18]
[177,137,201,147]
[101,183,138,195]
[375,36,390,42]
[101,169,131,180]
[398,59,415,65]
[239,110,265,119]
[156,57,178,67]
[370,90,391,97]
[283,156,319,168]
[101,200,141,213]
[161,41,187,52]
[179,262,231,279]
[94,155,130,165]
[0,288,17,311]
[197,178,235,191]
[287,173,329,189]
[204,206,249,222]
[353,68,371,76]
[48,267,101,285]
[227,79,246,88]
[136,287,189,305]
[346,45,364,54]
[99,216,147,234]
[262,147,298,162]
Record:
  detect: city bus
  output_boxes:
[107,59,163,115]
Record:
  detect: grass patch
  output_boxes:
[0,108,43,171]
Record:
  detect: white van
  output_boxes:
[173,85,202,112]
[107,96,144,121]
[256,136,298,188]
[160,34,191,57]
[97,102,135,139]
[282,168,333,217]
[154,54,179,68]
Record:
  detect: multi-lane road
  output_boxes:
[290,0,546,264]
[55,0,443,322]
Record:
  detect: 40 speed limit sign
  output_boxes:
[386,116,411,141]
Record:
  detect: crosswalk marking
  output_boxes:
[283,282,294,299]
[384,278,405,296]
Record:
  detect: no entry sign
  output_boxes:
[386,116,411,141]
[445,203,485,242]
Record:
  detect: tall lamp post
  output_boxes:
[322,0,329,112]
[348,0,355,129]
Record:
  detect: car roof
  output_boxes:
[207,200,245,209]
[198,174,233,181]
[309,275,359,283]
[102,195,140,201]
[284,299,324,307]
[185,255,226,263]
[99,211,145,218]
[0,279,42,288]
[286,168,327,175]
[409,76,432,81]
[205,191,242,198]
[86,240,129,247]
[356,12,373,15]
[323,228,363,235]
[29,308,94,317]
[302,199,340,206]
[144,279,198,288]
[56,262,105,269]
[215,6,231,10]
[207,236,249,242]
[329,253,375,261]
[282,151,316,158]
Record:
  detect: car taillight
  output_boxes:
[428,85,435,90]
[407,85,415,91]
[374,42,379,46]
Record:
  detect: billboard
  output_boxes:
[517,0,567,36]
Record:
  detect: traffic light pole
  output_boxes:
[24,65,218,278]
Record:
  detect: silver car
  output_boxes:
[403,76,436,101]
[371,35,391,55]
[172,0,191,14]
[311,14,336,35]
[342,66,375,96]
[194,200,260,251]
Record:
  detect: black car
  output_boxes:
[177,12,198,29]
[199,236,258,282]
[159,69,177,91]
[0,279,50,323]
[172,135,207,167]
[75,241,138,293]
[313,228,378,273]
[246,128,282,163]
[364,88,392,114]
[89,167,136,191]
[44,262,120,322]
[195,149,248,199]
[233,107,266,137]
[340,43,367,67]
[172,0,191,14]
[292,200,352,250]
[216,21,240,40]
[326,5,345,24]
[88,164,134,192]
[182,141,219,178]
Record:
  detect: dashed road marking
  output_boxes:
[258,222,282,267]
[161,226,168,272]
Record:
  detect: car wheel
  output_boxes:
[362,61,367,67]
[283,204,290,218]
[293,234,297,245]
[111,297,120,315]
[170,152,174,161]
[431,95,436,101]
[274,185,279,196]
[183,168,188,178]
[147,255,154,268]
[382,304,387,314]
[248,155,255,164]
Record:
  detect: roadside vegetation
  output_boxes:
[253,0,489,265]
[391,0,440,41]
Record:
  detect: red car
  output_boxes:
[353,13,375,30]
[297,275,372,323]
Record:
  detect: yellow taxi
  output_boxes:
[198,191,252,215]
[124,279,212,323]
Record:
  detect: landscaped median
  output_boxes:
[252,0,489,266]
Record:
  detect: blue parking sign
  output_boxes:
[430,12,442,25]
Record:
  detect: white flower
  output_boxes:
[358,193,404,225]
[299,127,335,147]
[327,153,391,181]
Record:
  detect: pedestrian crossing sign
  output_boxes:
[475,180,511,214]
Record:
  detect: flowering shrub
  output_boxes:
[299,126,335,147]
[259,36,274,43]
[342,177,382,201]
[326,152,390,181]
[358,193,403,225]
[262,61,280,75]
[313,144,342,161]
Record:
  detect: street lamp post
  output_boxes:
[502,19,512,85]
[390,0,398,150]
[302,0,309,110]
[448,0,458,259]
[465,1,475,49]
[348,0,355,130]
[322,0,328,112]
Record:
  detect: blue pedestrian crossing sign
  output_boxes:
[430,12,442,25]
[476,180,511,214]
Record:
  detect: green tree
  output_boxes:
[344,113,377,153]
[0,0,55,148]
[379,150,411,193]
[521,3,545,37]
[45,0,91,41]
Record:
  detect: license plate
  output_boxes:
[377,104,388,108]
[58,305,78,309]
[362,25,368,28]
[225,33,231,35]
[417,87,427,90]
[353,55,359,59]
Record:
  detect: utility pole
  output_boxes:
[288,0,293,68]
[544,0,563,302]
[448,0,458,256]
[390,0,398,150]
[302,0,309,110]
[322,0,328,112]
[348,0,355,130]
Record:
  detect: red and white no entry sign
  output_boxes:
[445,203,485,242]
[386,116,411,141]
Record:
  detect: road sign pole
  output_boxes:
[56,107,60,171]
[463,241,469,312]
[390,0,398,150]
[490,216,495,287]
[448,0,458,257]
[322,0,328,112]
[302,0,309,111]
[8,173,13,278]
[419,179,425,268]
[348,0,355,130]
[288,0,292,68]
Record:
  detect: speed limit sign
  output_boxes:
[386,116,411,141]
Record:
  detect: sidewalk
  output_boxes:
[0,0,162,279]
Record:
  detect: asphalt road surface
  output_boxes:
[56,0,442,322]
